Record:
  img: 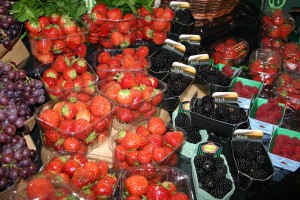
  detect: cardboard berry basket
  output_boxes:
[149,39,186,80]
[228,77,263,110]
[98,71,167,130]
[231,137,275,191]
[191,143,235,200]
[93,46,151,81]
[109,117,187,170]
[268,127,300,172]
[249,98,286,135]
[29,29,88,65]
[34,90,115,155]
[119,166,194,199]
[37,58,99,100]
[190,93,249,137]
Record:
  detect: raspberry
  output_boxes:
[293,146,300,154]
[251,86,259,95]
[290,154,300,162]
[268,98,279,106]
[222,65,234,77]
[235,81,243,88]
[275,135,290,146]
[272,145,282,155]
[281,144,294,155]
[241,87,250,98]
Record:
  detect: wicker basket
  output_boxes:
[161,0,239,20]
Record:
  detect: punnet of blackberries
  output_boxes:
[193,153,233,199]
[150,51,174,72]
[191,95,248,124]
[164,72,193,98]
[197,64,231,87]
[175,112,202,144]
[174,9,195,25]
[0,1,21,48]
[232,142,272,180]
[181,41,204,62]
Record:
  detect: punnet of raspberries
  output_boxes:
[272,134,300,162]
[222,65,236,77]
[232,81,259,99]
[255,98,284,124]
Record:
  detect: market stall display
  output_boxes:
[2,0,300,199]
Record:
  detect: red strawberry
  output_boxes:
[110,31,125,46]
[170,192,190,200]
[117,89,134,105]
[115,72,136,89]
[62,159,80,177]
[92,3,108,15]
[39,109,60,129]
[61,102,78,119]
[71,57,88,74]
[269,27,281,39]
[73,119,92,140]
[147,117,166,135]
[147,133,163,148]
[43,68,59,80]
[142,26,154,40]
[138,102,152,114]
[89,95,112,117]
[97,160,109,176]
[71,167,95,189]
[136,125,150,137]
[145,184,172,200]
[101,174,117,185]
[152,147,166,163]
[36,39,53,54]
[125,175,149,196]
[162,181,177,195]
[84,161,101,181]
[59,119,75,137]
[63,137,81,152]
[26,177,54,200]
[117,130,142,150]
[136,46,149,58]
[116,107,136,123]
[164,131,184,148]
[63,67,77,81]
[162,8,174,20]
[151,89,163,106]
[118,21,131,34]
[45,157,65,173]
[25,20,41,33]
[152,31,167,45]
[92,181,114,198]
[107,8,122,20]
[153,19,167,32]
[130,88,144,109]
[115,145,127,162]
[126,150,139,166]
[45,130,60,143]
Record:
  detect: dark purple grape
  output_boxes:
[9,168,19,180]
[14,118,24,128]
[17,69,26,79]
[8,70,17,80]
[36,95,46,104]
[0,177,8,189]
[29,163,37,174]
[8,114,18,123]
[2,154,13,163]
[0,95,9,105]
[35,80,43,89]
[30,149,36,157]
[3,39,11,48]
[6,15,15,25]
[0,133,7,143]
[0,167,6,177]
[4,124,16,136]
[20,158,31,167]
[2,1,11,9]
[22,148,31,157]
[0,21,9,30]
[20,167,30,178]
[0,6,7,15]
[0,109,7,121]
[6,81,15,90]
[2,147,13,155]
[14,150,23,161]
[18,108,27,116]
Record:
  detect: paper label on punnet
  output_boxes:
[233,129,264,140]
[188,54,210,65]
[179,34,201,45]
[164,39,186,55]
[171,62,196,75]
[170,1,190,8]
[212,92,238,103]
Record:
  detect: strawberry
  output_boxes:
[130,89,144,109]
[269,27,281,39]
[152,31,167,45]
[92,3,108,15]
[73,77,84,91]
[63,137,81,152]
[45,130,60,143]
[117,131,142,150]
[71,57,88,74]
[25,20,41,33]
[142,86,154,101]
[114,145,127,162]
[170,192,190,200]
[107,8,122,20]
[142,26,154,40]
[125,175,149,196]
[162,8,174,20]
[89,95,112,117]
[61,102,78,119]
[117,89,134,105]
[39,109,60,129]
[36,53,55,65]
[146,185,172,200]
[147,133,163,148]
[69,153,88,166]
[71,167,94,189]
[151,89,163,106]
[138,102,152,114]
[51,55,70,73]
[76,109,91,122]
[138,149,152,165]
[62,159,80,177]
[118,21,131,34]
[272,9,285,26]
[36,39,53,54]
[92,181,114,198]
[162,181,177,195]
[84,161,101,181]
[164,131,184,148]
[153,19,167,32]
[136,46,149,58]
[93,115,111,132]
[152,147,166,163]
[97,160,109,176]
[117,107,136,123]
[43,68,59,80]
[153,7,165,18]
[65,33,83,49]
[147,117,166,135]
[110,31,125,46]
[49,13,61,24]
[74,44,87,58]
[96,63,110,79]
[280,23,293,39]
[26,177,54,200]
[142,105,157,118]
[45,157,65,173]
[115,72,136,89]
[126,150,140,166]
[73,119,92,140]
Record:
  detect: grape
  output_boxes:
[0,167,6,177]
[2,1,11,9]
[20,158,31,167]
[0,177,8,189]
[4,124,16,135]
[0,109,7,121]
[2,154,13,163]
[20,167,30,178]
[22,148,31,157]
[0,133,7,143]
[17,69,26,79]
[29,163,37,174]
[0,6,7,15]
[14,117,24,128]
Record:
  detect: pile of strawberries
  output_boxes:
[15,171,86,200]
[113,117,185,169]
[254,98,284,125]
[41,54,97,99]
[99,72,165,124]
[261,36,284,52]
[276,73,300,111]
[82,3,137,48]
[26,15,87,64]
[281,43,300,73]
[123,172,190,200]
[43,154,117,199]
[96,46,150,80]
[261,9,295,41]
[136,6,174,45]
[272,134,300,162]
[37,92,113,154]
[211,37,248,66]
[249,48,281,85]
[232,81,259,99]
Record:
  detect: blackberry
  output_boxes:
[249,168,268,179]
[250,148,263,157]
[203,153,214,160]
[203,177,215,189]
[236,158,251,173]
[213,157,224,165]
[214,103,229,120]
[163,88,173,98]
[245,151,256,161]
[215,163,227,175]
[186,127,202,144]
[175,112,190,128]
[201,103,213,117]
[181,40,190,47]
[201,95,214,105]
[217,178,233,196]
[183,45,203,61]
[233,142,246,158]
[175,9,194,25]
[150,51,173,72]
[226,114,247,124]
[168,73,179,85]
[172,81,187,96]
[202,159,215,173]
[196,168,206,183]
[201,185,211,194]
[210,188,224,199]
[214,169,226,182]
[193,154,205,169]
[256,154,266,165]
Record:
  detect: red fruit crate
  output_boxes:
[34,90,115,154]
[119,166,194,199]
[109,117,186,170]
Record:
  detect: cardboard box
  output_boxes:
[1,39,30,68]
[249,98,286,135]
[229,77,263,110]
[268,127,300,172]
